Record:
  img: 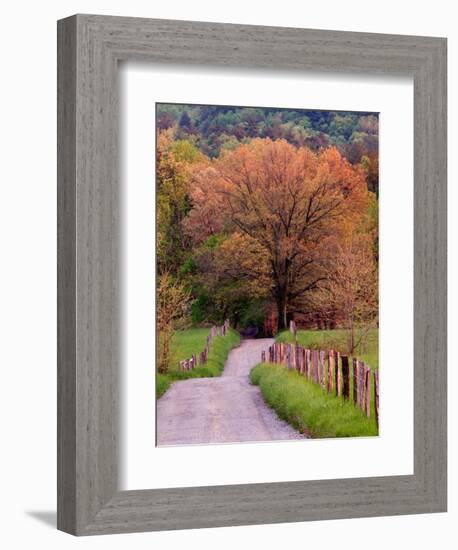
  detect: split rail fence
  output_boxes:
[179,320,230,372]
[261,341,379,425]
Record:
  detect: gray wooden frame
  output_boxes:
[57,14,447,536]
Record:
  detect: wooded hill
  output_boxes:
[157,104,379,195]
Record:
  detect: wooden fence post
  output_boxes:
[311,350,319,383]
[352,357,358,406]
[341,355,350,399]
[358,361,365,410]
[374,370,379,426]
[365,367,371,417]
[319,351,326,388]
[327,351,335,393]
[286,344,292,369]
[296,346,300,372]
[305,349,311,378]
[335,352,342,396]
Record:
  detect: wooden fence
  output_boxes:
[261,341,379,425]
[179,320,230,371]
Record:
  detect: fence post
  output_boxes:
[358,361,365,410]
[335,352,342,396]
[327,351,335,393]
[352,357,358,406]
[261,350,266,362]
[341,355,350,399]
[311,350,319,383]
[305,349,311,378]
[319,351,326,388]
[374,370,379,426]
[301,348,306,375]
[286,344,292,369]
[365,367,371,417]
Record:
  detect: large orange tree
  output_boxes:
[186,138,369,330]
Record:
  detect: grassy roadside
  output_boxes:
[169,328,211,370]
[276,328,378,370]
[156,328,240,399]
[250,363,378,438]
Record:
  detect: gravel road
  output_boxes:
[156,338,304,446]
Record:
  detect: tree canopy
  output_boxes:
[156,104,379,337]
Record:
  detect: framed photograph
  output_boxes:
[57,14,447,535]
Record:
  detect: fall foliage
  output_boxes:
[156,103,379,352]
[185,139,369,329]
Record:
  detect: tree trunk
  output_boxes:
[276,292,288,330]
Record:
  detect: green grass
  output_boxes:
[156,328,240,399]
[276,328,378,370]
[169,328,211,372]
[250,363,378,438]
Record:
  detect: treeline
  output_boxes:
[157,104,379,195]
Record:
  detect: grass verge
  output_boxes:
[169,328,211,371]
[156,328,240,399]
[250,363,378,438]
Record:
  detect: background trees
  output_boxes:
[156,104,379,339]
[156,104,379,181]
[312,233,378,353]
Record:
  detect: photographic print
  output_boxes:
[156,103,379,446]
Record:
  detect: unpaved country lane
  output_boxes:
[157,338,304,446]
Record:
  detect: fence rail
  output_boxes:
[179,320,230,371]
[261,341,379,424]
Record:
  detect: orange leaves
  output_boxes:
[188,138,368,250]
[213,233,271,299]
[180,137,373,328]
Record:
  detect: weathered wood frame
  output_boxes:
[57,14,447,535]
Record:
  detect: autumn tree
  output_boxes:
[312,233,378,354]
[186,138,369,329]
[156,130,206,272]
[188,232,272,326]
[156,272,191,374]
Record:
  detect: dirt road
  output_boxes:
[156,338,304,446]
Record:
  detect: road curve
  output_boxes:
[156,338,305,446]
